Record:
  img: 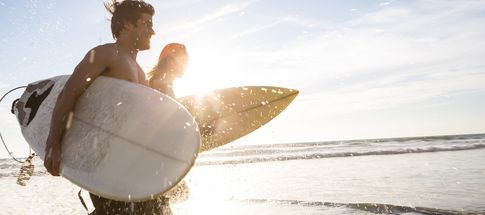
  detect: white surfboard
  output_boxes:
[13,75,200,202]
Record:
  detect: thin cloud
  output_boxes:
[379,1,393,6]
[300,70,485,116]
[214,0,485,114]
[230,17,286,40]
[162,0,259,35]
[230,14,328,40]
[156,0,203,10]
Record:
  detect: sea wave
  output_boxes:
[0,168,47,179]
[2,134,485,177]
[196,143,485,166]
[237,199,484,215]
[0,159,47,179]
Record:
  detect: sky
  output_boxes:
[1,0,485,158]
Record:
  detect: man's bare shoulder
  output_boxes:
[72,43,119,78]
[88,43,119,62]
[93,43,117,51]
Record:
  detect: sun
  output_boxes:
[173,45,239,97]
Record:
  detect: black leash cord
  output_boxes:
[0,86,28,163]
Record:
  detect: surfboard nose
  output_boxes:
[178,85,299,152]
[13,96,25,126]
[14,79,55,127]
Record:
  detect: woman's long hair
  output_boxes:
[147,43,187,81]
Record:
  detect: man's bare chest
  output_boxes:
[104,57,145,84]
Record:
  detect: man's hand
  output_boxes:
[44,143,61,176]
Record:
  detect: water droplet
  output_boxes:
[86,77,91,82]
[88,50,95,63]
[116,102,122,106]
[65,112,74,129]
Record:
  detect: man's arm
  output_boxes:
[44,45,116,176]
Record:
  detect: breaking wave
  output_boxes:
[237,199,484,215]
[197,142,485,166]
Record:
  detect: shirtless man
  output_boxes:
[43,1,170,214]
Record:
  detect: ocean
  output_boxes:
[1,133,485,214]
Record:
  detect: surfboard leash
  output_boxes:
[1,86,39,186]
[0,85,32,163]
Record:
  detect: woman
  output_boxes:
[147,43,188,97]
[147,43,191,205]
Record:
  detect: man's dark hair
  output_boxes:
[105,0,155,39]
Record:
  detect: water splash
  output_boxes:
[88,50,96,63]
[65,111,74,129]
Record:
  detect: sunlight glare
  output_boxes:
[174,45,240,97]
